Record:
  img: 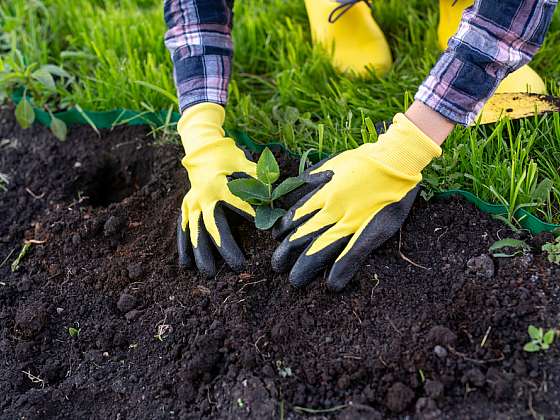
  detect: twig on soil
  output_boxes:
[293,404,348,414]
[341,354,362,360]
[0,247,16,268]
[238,279,267,293]
[231,298,247,305]
[448,346,505,364]
[254,335,266,355]
[25,187,45,200]
[434,226,449,243]
[369,273,380,301]
[352,310,362,324]
[398,230,430,270]
[207,388,216,406]
[22,370,46,388]
[480,326,492,348]
[25,239,47,244]
[528,392,541,420]
[385,316,402,336]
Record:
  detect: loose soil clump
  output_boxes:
[1,108,559,419]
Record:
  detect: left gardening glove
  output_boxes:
[272,113,442,290]
[176,102,257,277]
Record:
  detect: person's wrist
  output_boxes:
[404,100,455,146]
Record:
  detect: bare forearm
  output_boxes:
[405,100,455,146]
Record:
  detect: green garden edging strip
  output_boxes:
[13,95,560,234]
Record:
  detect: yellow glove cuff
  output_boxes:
[374,113,443,176]
[177,102,227,155]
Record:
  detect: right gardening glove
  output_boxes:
[176,103,257,277]
[272,113,442,291]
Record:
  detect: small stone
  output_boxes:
[15,304,48,338]
[385,382,415,413]
[84,350,104,364]
[71,233,81,245]
[325,336,333,344]
[427,325,457,346]
[125,309,142,321]
[337,374,350,390]
[17,276,31,292]
[127,263,143,280]
[56,307,64,314]
[424,380,444,399]
[463,368,485,387]
[104,215,123,236]
[512,359,527,376]
[415,397,437,413]
[117,293,138,313]
[415,398,442,420]
[518,253,533,269]
[433,345,448,359]
[466,254,495,278]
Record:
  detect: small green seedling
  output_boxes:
[523,325,555,352]
[0,172,9,192]
[275,360,293,378]
[489,238,530,258]
[11,242,32,272]
[542,236,560,265]
[68,327,80,337]
[228,147,305,230]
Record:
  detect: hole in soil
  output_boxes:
[75,155,152,207]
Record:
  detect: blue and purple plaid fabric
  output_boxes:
[416,0,558,124]
[164,0,234,112]
[165,0,557,125]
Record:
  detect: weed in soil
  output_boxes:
[1,108,560,419]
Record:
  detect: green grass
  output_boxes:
[1,0,560,223]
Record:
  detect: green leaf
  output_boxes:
[543,329,555,345]
[255,206,285,230]
[523,342,540,352]
[299,148,314,175]
[11,242,31,272]
[489,238,530,257]
[31,67,56,91]
[528,325,542,340]
[15,98,35,129]
[40,64,71,79]
[257,147,279,184]
[272,177,305,200]
[533,178,553,202]
[75,104,100,136]
[68,327,80,337]
[228,178,270,205]
[0,87,7,104]
[50,116,67,141]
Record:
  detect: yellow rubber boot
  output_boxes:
[437,0,546,97]
[304,0,392,77]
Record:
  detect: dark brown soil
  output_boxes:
[1,107,559,420]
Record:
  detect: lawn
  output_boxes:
[1,0,560,224]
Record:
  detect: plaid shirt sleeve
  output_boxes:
[415,0,558,125]
[164,0,234,113]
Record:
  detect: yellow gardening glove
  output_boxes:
[176,103,257,277]
[272,113,441,290]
